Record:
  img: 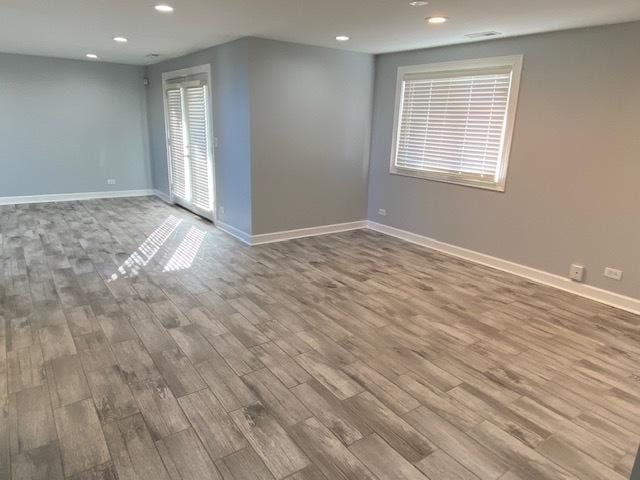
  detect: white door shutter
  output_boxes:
[166,88,188,200]
[184,85,212,212]
[164,76,215,217]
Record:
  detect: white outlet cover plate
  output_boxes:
[569,264,585,281]
[604,267,623,280]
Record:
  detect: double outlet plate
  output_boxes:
[570,264,623,282]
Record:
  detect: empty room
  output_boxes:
[1,1,639,479]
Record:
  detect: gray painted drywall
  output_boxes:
[248,38,373,234]
[145,37,372,236]
[631,447,640,480]
[0,52,151,197]
[144,38,253,235]
[368,22,640,298]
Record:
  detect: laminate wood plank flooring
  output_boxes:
[1,196,639,479]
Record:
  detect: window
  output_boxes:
[390,55,523,191]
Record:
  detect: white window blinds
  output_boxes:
[166,88,187,200]
[164,74,214,217]
[184,85,212,212]
[391,57,522,191]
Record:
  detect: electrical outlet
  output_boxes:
[218,206,225,220]
[107,179,116,185]
[569,264,585,282]
[378,208,387,216]
[604,267,623,281]
[213,136,219,148]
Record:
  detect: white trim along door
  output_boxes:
[162,65,215,221]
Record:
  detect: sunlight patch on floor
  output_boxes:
[163,226,206,273]
[110,215,181,280]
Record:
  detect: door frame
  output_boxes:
[162,64,216,222]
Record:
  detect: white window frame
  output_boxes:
[162,64,216,221]
[389,55,523,192]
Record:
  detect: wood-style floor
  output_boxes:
[1,196,639,480]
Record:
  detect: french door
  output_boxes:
[165,76,215,220]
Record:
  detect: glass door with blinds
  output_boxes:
[164,71,215,220]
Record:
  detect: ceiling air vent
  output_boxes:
[464,31,501,39]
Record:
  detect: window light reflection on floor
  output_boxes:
[163,226,206,272]
[110,215,182,280]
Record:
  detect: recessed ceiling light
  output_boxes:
[409,1,428,6]
[427,16,448,24]
[113,36,128,43]
[336,35,350,42]
[86,53,98,59]
[154,4,174,13]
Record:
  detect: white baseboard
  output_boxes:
[0,189,155,206]
[251,221,368,246]
[153,189,171,203]
[216,221,253,245]
[366,221,640,315]
[215,220,367,246]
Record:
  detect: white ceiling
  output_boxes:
[1,0,639,65]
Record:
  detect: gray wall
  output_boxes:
[631,447,640,480]
[368,22,640,298]
[248,38,374,234]
[145,39,253,234]
[145,37,373,236]
[0,52,151,197]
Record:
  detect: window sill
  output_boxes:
[389,167,506,192]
